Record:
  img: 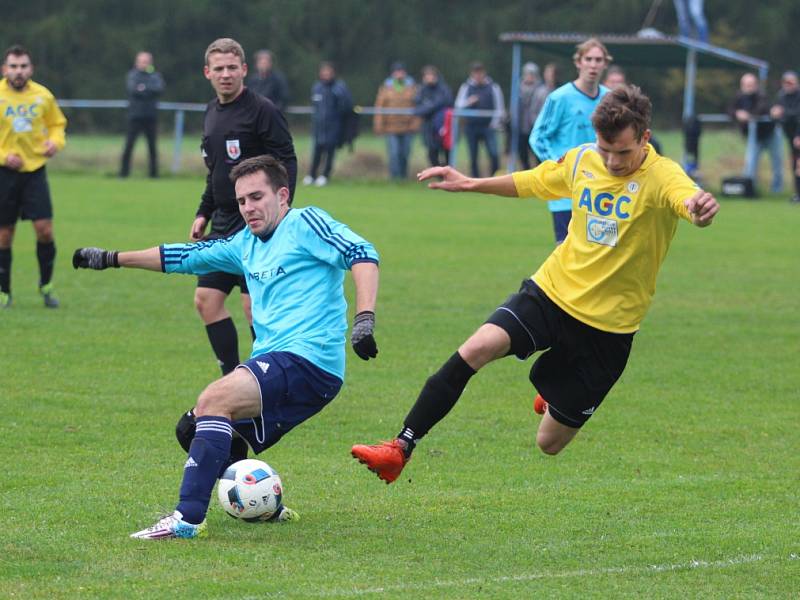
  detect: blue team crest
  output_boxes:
[12,116,33,133]
[587,216,618,247]
[226,139,241,160]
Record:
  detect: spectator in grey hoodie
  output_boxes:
[455,62,505,177]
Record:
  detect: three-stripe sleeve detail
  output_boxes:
[161,237,236,270]
[301,208,371,266]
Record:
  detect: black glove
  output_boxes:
[72,247,120,270]
[351,310,378,360]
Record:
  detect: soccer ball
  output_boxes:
[217,459,283,522]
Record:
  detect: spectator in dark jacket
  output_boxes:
[304,62,352,187]
[771,70,800,202]
[246,50,289,112]
[119,51,164,178]
[414,65,453,167]
[512,62,543,170]
[731,73,783,193]
[455,62,505,178]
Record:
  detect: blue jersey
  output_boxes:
[160,206,378,381]
[529,82,608,212]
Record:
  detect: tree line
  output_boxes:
[2,0,798,130]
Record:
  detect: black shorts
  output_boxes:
[196,271,249,295]
[486,279,634,428]
[0,166,53,226]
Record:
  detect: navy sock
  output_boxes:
[250,325,256,341]
[176,416,232,524]
[0,248,10,293]
[218,437,249,478]
[399,352,476,456]
[36,241,56,287]
[205,318,239,375]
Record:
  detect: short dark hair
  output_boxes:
[4,44,31,63]
[229,154,289,191]
[591,85,652,142]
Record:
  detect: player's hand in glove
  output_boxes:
[72,247,120,270]
[351,310,378,360]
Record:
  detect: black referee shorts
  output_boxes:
[486,278,634,428]
[0,166,53,226]
[196,271,249,295]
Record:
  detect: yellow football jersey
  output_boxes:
[0,78,67,172]
[512,143,698,333]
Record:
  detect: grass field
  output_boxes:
[1,173,798,598]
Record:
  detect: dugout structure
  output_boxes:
[500,32,769,171]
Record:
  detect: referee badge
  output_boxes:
[226,139,241,160]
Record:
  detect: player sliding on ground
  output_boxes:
[352,85,719,483]
[74,155,380,539]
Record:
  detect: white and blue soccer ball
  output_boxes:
[217,459,283,522]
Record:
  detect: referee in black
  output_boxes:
[177,38,297,465]
[191,37,297,376]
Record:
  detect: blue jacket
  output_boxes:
[311,79,352,147]
[415,79,453,148]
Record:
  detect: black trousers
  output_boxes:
[120,117,158,177]
[784,122,800,197]
[426,144,449,167]
[310,142,336,179]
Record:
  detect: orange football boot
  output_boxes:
[351,439,409,484]
[533,393,548,415]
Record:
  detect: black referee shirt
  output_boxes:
[197,87,297,236]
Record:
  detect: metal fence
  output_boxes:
[57,99,500,174]
[58,99,764,179]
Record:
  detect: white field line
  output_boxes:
[301,553,799,598]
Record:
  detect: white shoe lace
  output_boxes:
[144,514,176,533]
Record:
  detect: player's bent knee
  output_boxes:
[459,324,510,370]
[536,427,578,455]
[536,435,566,456]
[34,228,53,243]
[194,383,229,417]
[193,291,211,316]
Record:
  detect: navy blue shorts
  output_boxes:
[551,209,571,243]
[234,352,342,453]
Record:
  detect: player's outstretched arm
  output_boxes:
[72,247,162,271]
[350,261,379,361]
[417,166,518,196]
[683,190,720,228]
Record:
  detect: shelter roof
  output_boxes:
[499,32,768,71]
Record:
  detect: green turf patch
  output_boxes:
[1,174,797,598]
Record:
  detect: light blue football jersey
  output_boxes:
[160,206,378,381]
[529,82,608,212]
